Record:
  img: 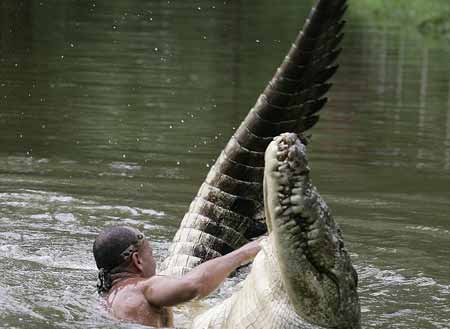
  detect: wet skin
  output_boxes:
[105,241,174,328]
[103,239,261,328]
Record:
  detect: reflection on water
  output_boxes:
[1,0,450,328]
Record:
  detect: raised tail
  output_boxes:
[162,0,347,276]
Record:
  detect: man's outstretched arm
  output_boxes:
[142,239,262,307]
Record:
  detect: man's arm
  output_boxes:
[142,239,262,307]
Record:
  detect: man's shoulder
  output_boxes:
[135,274,173,291]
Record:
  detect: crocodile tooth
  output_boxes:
[292,241,302,250]
[277,151,288,161]
[291,205,304,214]
[294,178,305,186]
[307,239,319,248]
[288,149,298,161]
[274,206,283,216]
[278,163,289,171]
[280,198,290,206]
[307,228,320,240]
[290,194,302,205]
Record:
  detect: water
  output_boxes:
[1,0,449,328]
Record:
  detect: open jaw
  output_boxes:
[263,132,361,329]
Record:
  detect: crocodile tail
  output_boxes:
[162,0,347,276]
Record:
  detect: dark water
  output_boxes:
[1,0,449,328]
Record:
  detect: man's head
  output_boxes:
[93,226,156,293]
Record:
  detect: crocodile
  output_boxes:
[190,133,360,328]
[161,0,361,327]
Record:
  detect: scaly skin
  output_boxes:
[264,133,360,328]
[162,0,348,276]
[189,133,360,329]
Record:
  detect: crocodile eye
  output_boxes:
[137,234,143,240]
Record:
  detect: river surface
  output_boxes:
[1,0,449,328]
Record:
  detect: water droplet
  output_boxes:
[256,39,261,43]
[70,43,74,48]
[180,119,184,123]
[206,163,210,168]
[122,154,126,158]
[169,125,173,129]
[176,161,180,165]
[154,47,159,52]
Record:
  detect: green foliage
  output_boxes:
[351,0,450,39]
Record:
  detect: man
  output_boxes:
[93,226,262,328]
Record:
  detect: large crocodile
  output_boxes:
[161,0,360,327]
[190,133,360,328]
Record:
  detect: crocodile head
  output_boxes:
[263,132,361,329]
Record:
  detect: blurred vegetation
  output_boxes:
[351,0,450,39]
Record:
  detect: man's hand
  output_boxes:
[237,237,264,265]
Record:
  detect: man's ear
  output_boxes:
[132,252,143,272]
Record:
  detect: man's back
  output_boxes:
[106,278,174,328]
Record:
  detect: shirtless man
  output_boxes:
[93,226,261,328]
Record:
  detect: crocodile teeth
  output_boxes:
[307,228,320,240]
[294,180,304,188]
[291,205,304,214]
[277,151,288,161]
[307,239,319,248]
[278,175,290,185]
[292,241,302,250]
[290,194,302,205]
[288,148,298,161]
[280,198,291,206]
[274,206,283,216]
